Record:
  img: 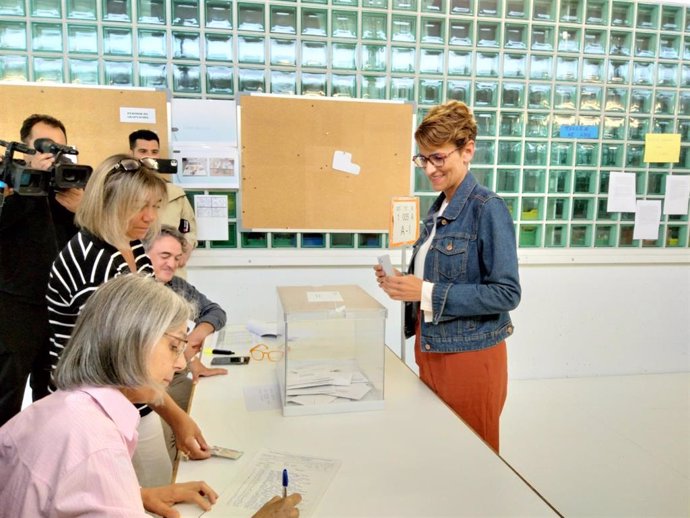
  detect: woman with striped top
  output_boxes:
[43,154,211,488]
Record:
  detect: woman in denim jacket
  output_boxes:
[375,101,521,453]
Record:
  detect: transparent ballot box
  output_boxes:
[276,285,386,416]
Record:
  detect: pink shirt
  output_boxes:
[0,386,147,517]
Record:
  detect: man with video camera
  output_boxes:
[0,114,84,426]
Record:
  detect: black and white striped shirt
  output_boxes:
[45,231,154,403]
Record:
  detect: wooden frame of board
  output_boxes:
[0,83,169,169]
[239,94,415,231]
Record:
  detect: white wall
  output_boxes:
[187,249,690,380]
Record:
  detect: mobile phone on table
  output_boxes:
[211,355,250,365]
[210,446,244,460]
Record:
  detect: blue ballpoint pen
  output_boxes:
[282,468,289,498]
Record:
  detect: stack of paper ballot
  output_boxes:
[286,363,372,406]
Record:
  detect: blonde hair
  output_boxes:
[76,154,167,249]
[414,100,478,150]
[54,275,193,396]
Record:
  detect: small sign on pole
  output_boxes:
[389,196,419,247]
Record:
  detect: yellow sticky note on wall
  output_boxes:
[644,133,681,163]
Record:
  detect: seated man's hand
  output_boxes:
[173,413,211,460]
[189,356,228,383]
[141,481,218,518]
[186,322,214,355]
[253,494,302,518]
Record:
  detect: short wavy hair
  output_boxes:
[143,224,189,255]
[414,100,477,150]
[54,275,193,396]
[76,154,167,249]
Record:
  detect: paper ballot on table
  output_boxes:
[243,383,282,412]
[246,319,279,337]
[206,449,340,518]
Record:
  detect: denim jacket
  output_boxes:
[405,173,521,353]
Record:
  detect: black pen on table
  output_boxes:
[212,348,235,355]
[282,468,289,498]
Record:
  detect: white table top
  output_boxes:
[175,338,558,517]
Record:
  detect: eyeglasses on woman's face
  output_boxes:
[412,147,462,168]
[164,332,189,359]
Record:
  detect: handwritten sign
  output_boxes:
[644,133,681,163]
[389,197,419,247]
[559,125,599,139]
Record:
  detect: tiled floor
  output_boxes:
[501,373,690,517]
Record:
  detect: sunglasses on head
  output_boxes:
[110,157,159,174]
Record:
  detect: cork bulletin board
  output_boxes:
[0,83,169,169]
[239,94,415,231]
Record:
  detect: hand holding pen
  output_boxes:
[252,494,301,518]
[251,469,302,518]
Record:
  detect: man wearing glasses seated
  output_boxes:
[144,226,228,459]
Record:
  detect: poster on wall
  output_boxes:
[172,142,239,189]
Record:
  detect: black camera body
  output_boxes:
[0,139,92,196]
[150,158,178,175]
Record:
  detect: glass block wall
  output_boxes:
[1,0,689,248]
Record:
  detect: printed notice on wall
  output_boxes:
[664,175,690,215]
[172,142,238,189]
[119,107,156,124]
[606,172,637,213]
[633,200,662,240]
[389,197,419,247]
[194,194,229,241]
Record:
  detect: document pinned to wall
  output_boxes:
[606,172,637,213]
[206,449,341,517]
[644,133,681,163]
[172,143,238,189]
[194,194,229,241]
[633,200,662,240]
[332,150,360,175]
[664,175,690,215]
[243,383,282,412]
[389,196,419,247]
[119,107,156,124]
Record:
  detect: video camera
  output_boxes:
[149,158,178,175]
[0,138,92,196]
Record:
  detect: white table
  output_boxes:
[176,335,559,517]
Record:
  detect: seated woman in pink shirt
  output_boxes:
[0,275,301,518]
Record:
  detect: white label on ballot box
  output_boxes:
[306,291,343,303]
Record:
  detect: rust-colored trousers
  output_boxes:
[415,326,507,453]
